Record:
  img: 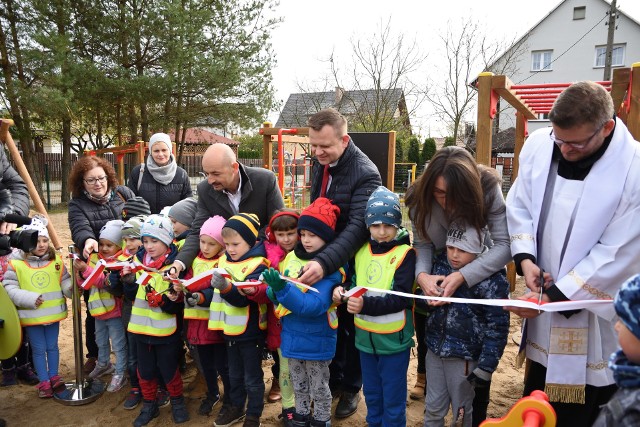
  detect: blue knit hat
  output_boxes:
[365,186,402,228]
[141,214,174,247]
[614,274,640,340]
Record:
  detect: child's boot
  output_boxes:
[279,407,295,427]
[0,368,17,387]
[16,364,39,386]
[133,400,159,427]
[243,415,261,427]
[170,395,190,424]
[409,372,426,400]
[267,378,282,402]
[49,375,66,392]
[36,380,53,398]
[291,413,310,427]
[309,419,331,427]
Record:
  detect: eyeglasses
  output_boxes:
[84,176,108,185]
[550,123,604,149]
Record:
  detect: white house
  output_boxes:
[491,0,640,133]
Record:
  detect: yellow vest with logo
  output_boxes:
[208,256,268,335]
[128,264,177,337]
[86,253,117,317]
[354,244,412,334]
[184,256,218,320]
[175,239,185,251]
[10,255,67,326]
[274,251,340,329]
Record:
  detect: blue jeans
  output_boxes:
[226,339,265,417]
[95,316,127,375]
[360,348,410,427]
[26,323,60,382]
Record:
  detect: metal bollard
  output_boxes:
[54,245,105,405]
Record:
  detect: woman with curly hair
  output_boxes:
[68,156,134,374]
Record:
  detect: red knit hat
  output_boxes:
[298,197,340,243]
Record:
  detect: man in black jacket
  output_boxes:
[169,143,284,275]
[298,108,382,418]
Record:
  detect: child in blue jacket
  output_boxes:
[263,198,344,427]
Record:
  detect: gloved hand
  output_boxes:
[262,268,286,292]
[186,292,200,307]
[466,368,491,388]
[146,290,164,308]
[210,271,230,291]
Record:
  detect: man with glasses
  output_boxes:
[505,81,640,425]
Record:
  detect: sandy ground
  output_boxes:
[0,212,527,426]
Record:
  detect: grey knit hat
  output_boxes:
[100,220,124,246]
[168,198,198,226]
[122,196,151,221]
[141,214,174,247]
[446,222,487,255]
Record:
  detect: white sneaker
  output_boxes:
[107,374,127,392]
[88,362,114,379]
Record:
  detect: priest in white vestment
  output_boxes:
[506,81,640,426]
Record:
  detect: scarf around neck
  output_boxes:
[84,189,113,205]
[610,350,640,389]
[146,154,178,185]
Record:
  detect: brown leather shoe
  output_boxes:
[267,378,282,403]
[409,373,426,400]
[83,357,97,375]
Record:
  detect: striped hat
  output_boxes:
[223,213,260,247]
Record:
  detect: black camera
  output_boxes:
[0,189,38,256]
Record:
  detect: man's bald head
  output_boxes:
[202,143,240,192]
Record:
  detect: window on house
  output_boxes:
[573,6,586,20]
[531,50,553,71]
[595,44,626,67]
[538,113,549,120]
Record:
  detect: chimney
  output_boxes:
[335,87,345,105]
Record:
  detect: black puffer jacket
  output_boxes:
[0,147,29,216]
[127,164,192,214]
[68,185,135,254]
[310,139,381,276]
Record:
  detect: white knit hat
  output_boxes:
[22,215,49,239]
[149,133,172,151]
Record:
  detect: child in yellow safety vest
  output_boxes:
[208,213,269,427]
[263,197,345,427]
[120,214,189,426]
[172,215,231,417]
[73,219,128,393]
[336,186,416,427]
[263,209,300,423]
[3,215,72,398]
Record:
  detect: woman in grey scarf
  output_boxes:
[127,133,193,214]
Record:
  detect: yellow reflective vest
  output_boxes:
[353,244,412,334]
[184,256,218,320]
[128,264,177,337]
[86,253,118,317]
[208,256,268,335]
[274,251,340,329]
[10,255,67,326]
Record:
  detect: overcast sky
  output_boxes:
[266,0,640,137]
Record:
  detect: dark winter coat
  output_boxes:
[425,252,509,375]
[309,139,381,276]
[127,163,192,214]
[0,147,29,216]
[68,186,135,256]
[176,163,284,268]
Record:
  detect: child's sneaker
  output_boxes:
[36,381,53,398]
[88,362,114,379]
[49,375,66,392]
[156,388,170,408]
[16,365,39,386]
[107,374,127,392]
[214,405,245,426]
[242,415,261,427]
[83,357,97,375]
[124,388,142,410]
[198,393,220,415]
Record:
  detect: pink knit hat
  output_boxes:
[200,215,225,245]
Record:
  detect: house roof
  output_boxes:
[466,127,517,152]
[486,0,640,73]
[167,128,239,146]
[275,87,405,128]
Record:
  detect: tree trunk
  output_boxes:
[61,118,72,203]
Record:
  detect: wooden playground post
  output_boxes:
[513,111,527,182]
[628,62,640,141]
[262,122,273,169]
[475,72,495,167]
[0,119,63,250]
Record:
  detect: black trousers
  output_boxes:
[524,360,617,426]
[83,290,99,358]
[414,311,427,374]
[329,304,361,394]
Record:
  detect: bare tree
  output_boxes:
[426,19,528,141]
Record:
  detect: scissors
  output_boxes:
[537,268,545,312]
